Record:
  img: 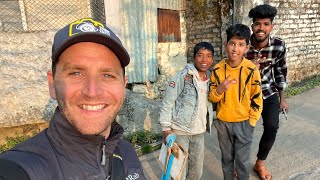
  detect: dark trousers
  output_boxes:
[257,94,280,160]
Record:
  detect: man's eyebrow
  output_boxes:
[101,67,123,76]
[100,67,114,72]
[62,64,85,72]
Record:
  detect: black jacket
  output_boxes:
[0,108,146,180]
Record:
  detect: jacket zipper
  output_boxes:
[101,141,106,165]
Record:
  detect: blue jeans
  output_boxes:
[175,133,205,180]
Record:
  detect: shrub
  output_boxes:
[0,135,31,153]
[123,130,162,148]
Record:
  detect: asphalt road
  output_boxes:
[140,85,320,180]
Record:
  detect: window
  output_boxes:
[157,8,181,42]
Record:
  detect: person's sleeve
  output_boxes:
[249,68,263,127]
[159,72,185,131]
[208,68,223,103]
[274,42,287,91]
[0,158,30,180]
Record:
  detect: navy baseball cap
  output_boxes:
[51,18,130,67]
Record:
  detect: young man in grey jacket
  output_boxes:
[159,42,215,180]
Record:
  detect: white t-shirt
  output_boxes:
[191,78,208,134]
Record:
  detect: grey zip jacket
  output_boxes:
[159,64,215,134]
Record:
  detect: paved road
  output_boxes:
[139,86,320,180]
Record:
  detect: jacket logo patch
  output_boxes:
[184,74,193,81]
[169,81,175,88]
[126,173,139,180]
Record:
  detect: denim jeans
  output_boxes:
[175,133,205,180]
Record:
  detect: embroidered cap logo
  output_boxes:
[68,18,111,37]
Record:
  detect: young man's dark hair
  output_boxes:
[226,24,251,44]
[248,4,277,22]
[193,42,215,58]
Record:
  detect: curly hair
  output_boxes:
[248,4,277,22]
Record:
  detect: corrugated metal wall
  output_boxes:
[120,0,181,83]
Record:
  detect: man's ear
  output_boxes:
[245,44,250,53]
[124,76,128,87]
[47,70,56,100]
[224,41,228,51]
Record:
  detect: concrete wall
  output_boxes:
[0,0,91,31]
[0,31,55,127]
[0,30,165,134]
[23,0,91,31]
[0,0,24,31]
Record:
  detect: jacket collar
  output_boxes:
[47,107,123,156]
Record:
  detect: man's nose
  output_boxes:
[81,76,103,98]
[232,45,238,51]
[258,24,264,31]
[203,56,211,61]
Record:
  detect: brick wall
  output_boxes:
[185,0,232,63]
[185,0,320,84]
[267,0,320,83]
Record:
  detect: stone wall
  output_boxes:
[0,31,165,134]
[0,31,55,127]
[0,0,319,133]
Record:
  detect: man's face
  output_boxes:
[225,37,249,62]
[47,42,128,136]
[251,18,274,43]
[193,49,214,73]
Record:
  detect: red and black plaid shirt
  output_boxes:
[245,36,287,99]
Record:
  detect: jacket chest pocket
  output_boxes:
[181,80,196,98]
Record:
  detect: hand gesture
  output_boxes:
[216,75,236,95]
[253,54,266,69]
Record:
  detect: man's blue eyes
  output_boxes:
[103,74,113,78]
[70,72,81,76]
[69,72,113,78]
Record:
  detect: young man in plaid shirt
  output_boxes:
[245,4,289,180]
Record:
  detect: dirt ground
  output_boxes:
[0,122,48,145]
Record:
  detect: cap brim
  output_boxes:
[51,33,130,67]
